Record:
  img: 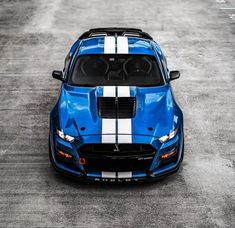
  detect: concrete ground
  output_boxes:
[0,0,234,227]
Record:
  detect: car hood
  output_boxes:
[58,84,180,138]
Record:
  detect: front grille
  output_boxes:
[98,97,136,118]
[78,144,155,171]
[79,144,154,158]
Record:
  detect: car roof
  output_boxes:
[77,36,156,56]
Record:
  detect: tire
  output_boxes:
[48,136,54,164]
[180,137,184,162]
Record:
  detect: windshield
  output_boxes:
[69,54,164,86]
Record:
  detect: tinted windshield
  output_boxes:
[69,54,164,86]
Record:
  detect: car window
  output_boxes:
[69,54,164,87]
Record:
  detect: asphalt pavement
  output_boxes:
[0,0,234,227]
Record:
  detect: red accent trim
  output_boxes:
[79,157,86,165]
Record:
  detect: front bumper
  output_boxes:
[49,127,184,182]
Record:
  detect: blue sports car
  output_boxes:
[49,28,184,182]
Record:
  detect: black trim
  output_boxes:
[79,27,153,40]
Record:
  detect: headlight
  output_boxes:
[56,129,75,142]
[159,128,178,143]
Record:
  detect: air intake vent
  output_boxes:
[117,97,136,118]
[98,97,136,118]
[98,97,116,118]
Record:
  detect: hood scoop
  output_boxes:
[98,97,136,119]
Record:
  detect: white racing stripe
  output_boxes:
[104,36,116,54]
[102,86,116,143]
[118,119,132,143]
[101,86,132,143]
[102,119,116,143]
[118,172,132,178]
[102,134,116,143]
[117,36,129,54]
[102,172,116,178]
[118,134,132,143]
[103,86,116,97]
[117,86,132,143]
[117,86,130,97]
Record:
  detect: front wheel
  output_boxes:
[48,135,54,164]
[180,137,184,162]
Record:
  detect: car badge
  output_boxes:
[113,144,120,152]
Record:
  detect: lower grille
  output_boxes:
[78,144,155,171]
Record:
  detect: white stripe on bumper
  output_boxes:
[117,172,132,178]
[102,172,116,178]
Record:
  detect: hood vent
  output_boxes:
[98,97,136,118]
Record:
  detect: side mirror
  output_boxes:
[52,70,64,81]
[169,71,180,81]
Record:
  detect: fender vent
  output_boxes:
[98,97,136,118]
